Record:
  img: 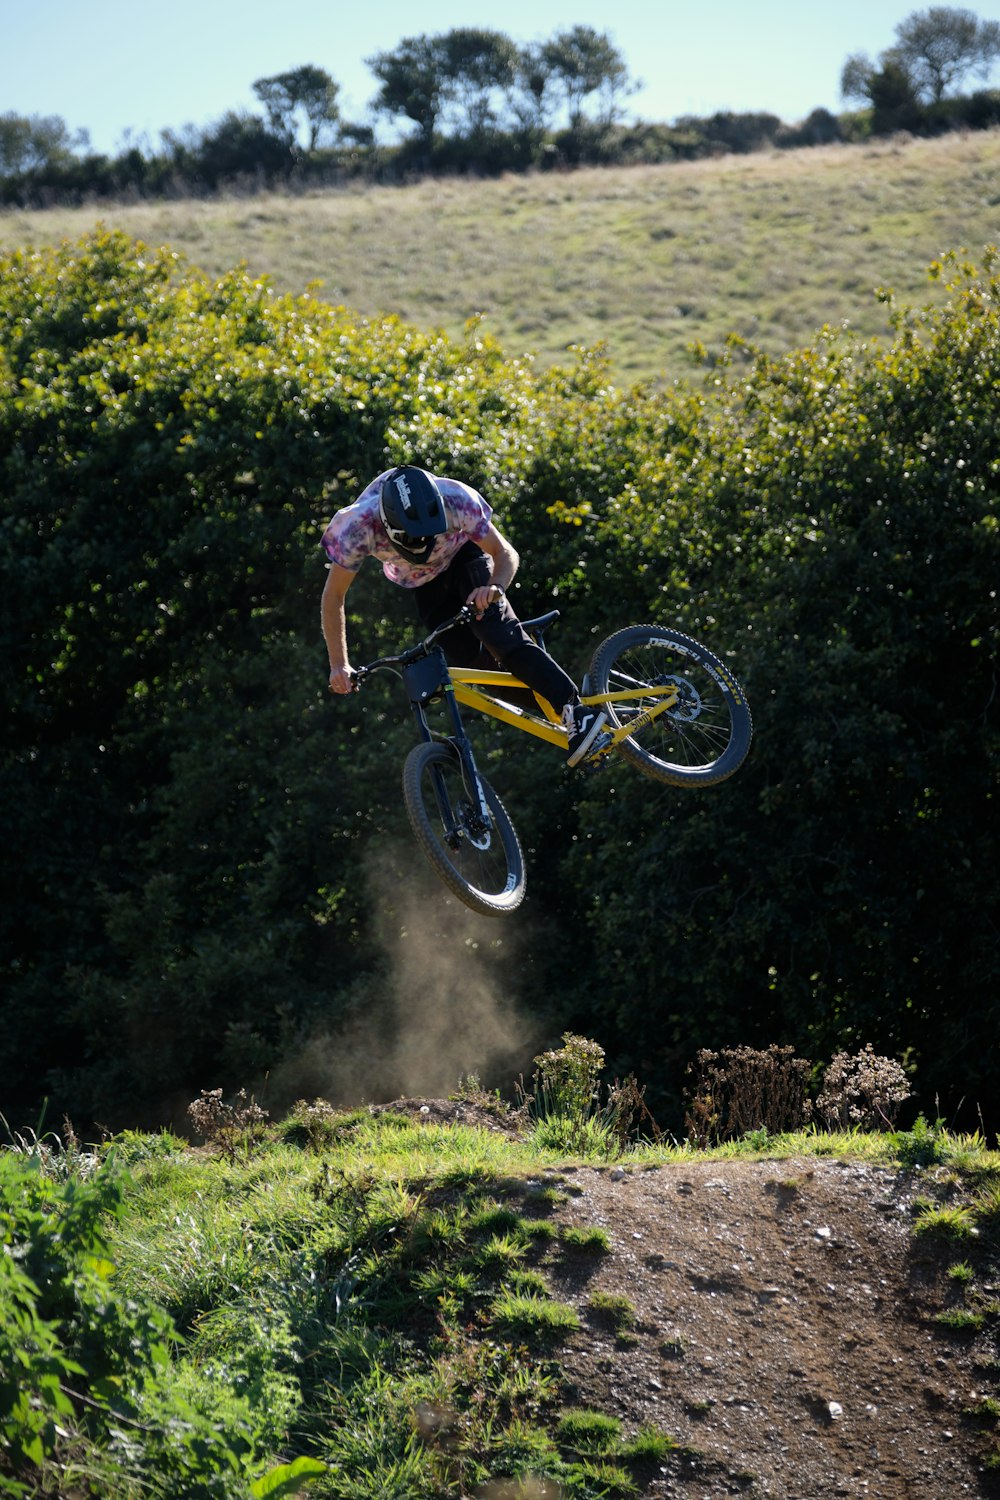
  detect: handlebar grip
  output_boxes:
[327,669,361,696]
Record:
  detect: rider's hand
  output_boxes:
[328,664,354,695]
[466,584,504,619]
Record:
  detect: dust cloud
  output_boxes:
[271,842,544,1111]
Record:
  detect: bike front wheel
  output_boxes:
[589,625,752,787]
[402,741,526,917]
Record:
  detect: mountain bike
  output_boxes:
[350,608,752,918]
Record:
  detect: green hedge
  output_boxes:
[1,231,996,1132]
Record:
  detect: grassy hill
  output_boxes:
[2,129,998,387]
[5,1087,1000,1498]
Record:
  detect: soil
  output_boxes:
[375,1098,1000,1499]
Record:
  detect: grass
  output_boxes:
[557,1408,623,1453]
[912,1204,979,1241]
[559,1225,613,1255]
[963,1397,1000,1425]
[7,1100,1000,1499]
[524,1183,570,1211]
[936,1308,986,1333]
[586,1290,638,1337]
[490,1290,581,1340]
[2,130,999,386]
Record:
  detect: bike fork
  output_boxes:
[413,700,493,844]
[443,689,493,829]
[452,735,492,827]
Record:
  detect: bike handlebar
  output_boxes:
[350,606,473,689]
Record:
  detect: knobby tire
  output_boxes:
[590,625,752,787]
[402,741,526,917]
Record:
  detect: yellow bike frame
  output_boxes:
[448,667,681,756]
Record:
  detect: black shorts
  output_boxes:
[412,541,577,712]
[412,540,532,667]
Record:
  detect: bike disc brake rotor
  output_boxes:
[655,674,702,722]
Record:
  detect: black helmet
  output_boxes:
[378,466,447,563]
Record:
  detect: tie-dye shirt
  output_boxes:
[320,471,493,587]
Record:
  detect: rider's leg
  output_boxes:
[414,542,575,705]
[497,641,609,766]
[412,542,491,666]
[414,544,607,762]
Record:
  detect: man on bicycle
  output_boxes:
[321,464,609,766]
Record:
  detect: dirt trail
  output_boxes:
[377,1100,1000,1498]
[547,1156,998,1499]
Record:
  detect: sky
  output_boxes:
[3,0,1000,154]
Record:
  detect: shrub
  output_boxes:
[186,1088,271,1160]
[523,1034,659,1156]
[2,227,998,1142]
[684,1045,812,1147]
[0,1151,259,1496]
[817,1044,912,1131]
[893,1113,949,1168]
[276,1098,353,1151]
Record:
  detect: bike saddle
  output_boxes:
[520,609,560,631]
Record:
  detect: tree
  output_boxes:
[193,111,292,186]
[510,42,561,136]
[894,5,1000,101]
[869,57,923,131]
[252,66,341,152]
[540,26,634,128]
[0,113,88,175]
[841,52,922,132]
[438,28,520,136]
[366,34,447,146]
[840,51,879,104]
[842,7,1000,110]
[366,24,635,151]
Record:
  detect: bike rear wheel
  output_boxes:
[402,741,526,917]
[589,625,752,787]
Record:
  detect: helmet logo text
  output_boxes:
[393,474,415,516]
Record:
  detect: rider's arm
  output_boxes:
[467,523,520,614]
[321,562,357,694]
